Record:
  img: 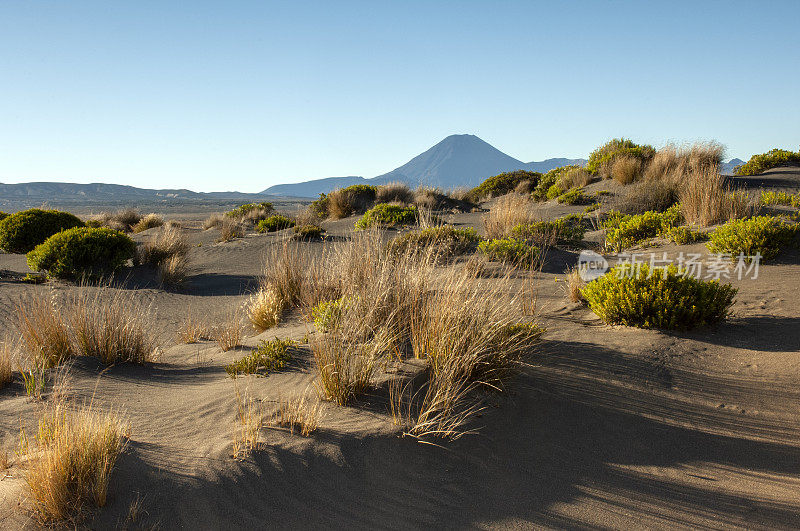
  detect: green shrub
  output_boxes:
[389,225,480,256]
[26,227,136,279]
[0,211,7,222]
[511,216,588,246]
[257,215,296,233]
[292,224,326,240]
[665,225,707,245]
[557,188,591,205]
[735,149,800,176]
[312,298,347,332]
[582,264,737,330]
[468,170,541,201]
[586,138,656,175]
[532,166,579,200]
[226,202,274,220]
[546,184,564,200]
[0,209,84,253]
[354,204,418,230]
[584,203,601,213]
[706,216,798,260]
[225,338,296,378]
[760,190,800,207]
[478,238,538,267]
[604,206,682,251]
[309,193,330,218]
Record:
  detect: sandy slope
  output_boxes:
[0,172,799,529]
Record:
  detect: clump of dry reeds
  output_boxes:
[218,219,244,242]
[213,311,242,352]
[21,401,128,523]
[203,213,224,230]
[268,393,322,436]
[131,213,163,233]
[232,385,262,459]
[679,167,753,226]
[245,285,285,332]
[611,155,643,184]
[482,193,537,239]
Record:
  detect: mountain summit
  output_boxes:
[262,134,586,196]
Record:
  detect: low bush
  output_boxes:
[735,148,800,176]
[467,170,541,201]
[257,215,296,233]
[478,238,538,267]
[27,227,136,279]
[354,204,418,230]
[604,206,682,251]
[557,188,591,205]
[327,185,378,218]
[0,209,84,253]
[0,211,8,222]
[532,165,578,200]
[226,202,274,223]
[131,213,163,233]
[389,226,480,257]
[582,264,737,330]
[666,225,707,245]
[618,179,679,214]
[706,216,798,260]
[760,191,800,207]
[587,138,655,177]
[511,216,588,246]
[292,224,326,240]
[311,297,347,332]
[376,182,413,204]
[546,183,564,200]
[225,338,295,378]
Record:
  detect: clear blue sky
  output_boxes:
[1,1,798,192]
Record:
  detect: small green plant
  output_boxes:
[225,338,296,378]
[760,190,800,207]
[735,148,800,176]
[21,273,47,284]
[511,216,588,246]
[354,204,419,230]
[21,365,47,399]
[312,298,347,332]
[389,225,480,257]
[532,165,579,200]
[0,209,84,253]
[226,202,274,219]
[292,224,326,240]
[26,227,136,279]
[257,215,296,233]
[587,138,656,176]
[478,238,538,267]
[584,202,601,213]
[582,264,737,330]
[557,188,590,205]
[665,225,707,245]
[546,183,564,200]
[604,206,683,251]
[706,216,798,260]
[467,170,542,201]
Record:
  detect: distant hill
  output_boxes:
[262,134,586,197]
[721,158,745,175]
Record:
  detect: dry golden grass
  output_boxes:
[232,385,262,459]
[376,182,413,204]
[0,336,17,389]
[137,224,189,267]
[177,311,212,343]
[268,394,322,436]
[158,253,189,287]
[131,213,164,233]
[246,286,285,333]
[679,167,753,226]
[483,193,537,239]
[618,179,680,214]
[203,213,224,230]
[560,167,593,189]
[562,267,586,303]
[69,287,159,365]
[611,155,643,184]
[15,291,74,370]
[21,401,128,523]
[644,141,725,181]
[217,219,244,242]
[213,312,242,352]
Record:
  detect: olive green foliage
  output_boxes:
[389,225,480,257]
[582,264,737,330]
[0,211,7,222]
[707,216,798,260]
[546,184,564,200]
[604,206,682,251]
[468,170,542,201]
[586,138,655,175]
[511,215,588,245]
[735,148,800,176]
[478,238,538,267]
[354,204,418,230]
[666,225,707,245]
[0,209,84,253]
[293,224,326,240]
[312,298,347,332]
[557,188,591,205]
[584,203,601,213]
[26,227,136,279]
[257,215,296,233]
[309,193,330,217]
[225,338,296,378]
[532,165,579,200]
[760,190,800,207]
[226,202,274,219]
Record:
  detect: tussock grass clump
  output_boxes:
[587,138,655,177]
[707,216,798,260]
[131,213,163,233]
[218,219,244,242]
[354,204,418,230]
[21,402,128,523]
[226,338,295,378]
[644,142,724,181]
[389,226,480,258]
[268,394,322,437]
[582,264,737,330]
[203,213,224,230]
[256,214,296,233]
[483,193,537,239]
[618,179,679,214]
[158,253,189,287]
[735,148,800,176]
[232,386,262,459]
[213,313,241,352]
[562,267,586,303]
[478,238,538,267]
[0,337,17,389]
[226,202,274,224]
[15,292,74,369]
[532,165,578,200]
[610,155,643,184]
[177,312,212,343]
[0,209,84,254]
[511,216,588,246]
[467,170,542,201]
[326,185,378,219]
[376,182,413,204]
[246,286,285,332]
[137,224,190,287]
[679,168,752,226]
[604,206,682,251]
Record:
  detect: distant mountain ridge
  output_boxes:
[262,134,587,197]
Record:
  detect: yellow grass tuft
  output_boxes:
[232,386,262,459]
[268,394,322,436]
[611,155,643,184]
[483,193,537,239]
[246,286,285,332]
[679,167,753,226]
[15,291,74,370]
[213,312,242,352]
[131,213,164,233]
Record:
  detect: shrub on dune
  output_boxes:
[603,206,682,251]
[478,238,538,267]
[225,338,295,378]
[354,204,418,230]
[0,209,84,253]
[27,227,136,279]
[131,213,164,233]
[532,165,578,201]
[326,185,378,218]
[389,225,480,258]
[292,224,326,240]
[735,148,800,176]
[376,182,413,204]
[226,202,274,224]
[706,216,798,260]
[557,188,591,205]
[582,264,737,330]
[587,138,655,178]
[467,170,542,201]
[256,214,296,233]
